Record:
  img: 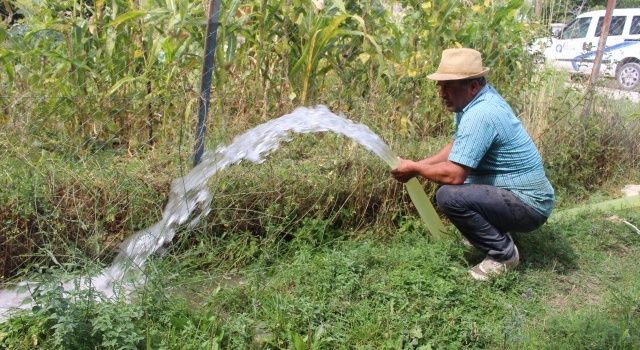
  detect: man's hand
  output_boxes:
[391,158,418,183]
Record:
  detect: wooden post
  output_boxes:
[535,0,544,18]
[581,0,616,120]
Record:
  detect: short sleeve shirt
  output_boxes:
[448,85,555,217]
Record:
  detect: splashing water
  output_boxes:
[0,105,404,320]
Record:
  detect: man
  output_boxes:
[391,48,555,281]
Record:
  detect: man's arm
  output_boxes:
[391,141,470,185]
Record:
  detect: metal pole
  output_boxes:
[582,0,616,120]
[193,0,222,167]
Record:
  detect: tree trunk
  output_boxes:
[535,0,544,18]
[581,0,616,121]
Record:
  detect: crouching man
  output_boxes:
[391,48,555,281]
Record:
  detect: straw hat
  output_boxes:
[427,48,490,81]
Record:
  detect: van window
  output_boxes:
[631,16,640,35]
[595,16,626,36]
[561,17,591,39]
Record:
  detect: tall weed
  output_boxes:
[525,77,640,201]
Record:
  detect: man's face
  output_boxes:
[436,80,479,113]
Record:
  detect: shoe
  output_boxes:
[469,245,519,281]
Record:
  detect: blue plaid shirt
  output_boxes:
[448,85,555,217]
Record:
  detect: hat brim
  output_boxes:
[427,68,490,81]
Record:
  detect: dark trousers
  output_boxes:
[436,184,548,261]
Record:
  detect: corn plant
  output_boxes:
[2,0,205,149]
[284,1,382,104]
[0,0,540,150]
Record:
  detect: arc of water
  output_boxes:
[0,105,445,321]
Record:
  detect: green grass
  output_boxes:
[1,89,639,347]
[2,207,639,349]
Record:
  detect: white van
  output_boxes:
[541,8,640,90]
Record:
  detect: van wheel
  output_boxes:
[616,62,640,91]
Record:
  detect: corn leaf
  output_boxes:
[107,75,147,96]
[109,10,146,27]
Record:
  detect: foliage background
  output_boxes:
[0,0,551,276]
[0,0,639,347]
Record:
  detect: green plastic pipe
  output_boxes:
[389,158,446,240]
[405,177,447,240]
[548,196,640,224]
